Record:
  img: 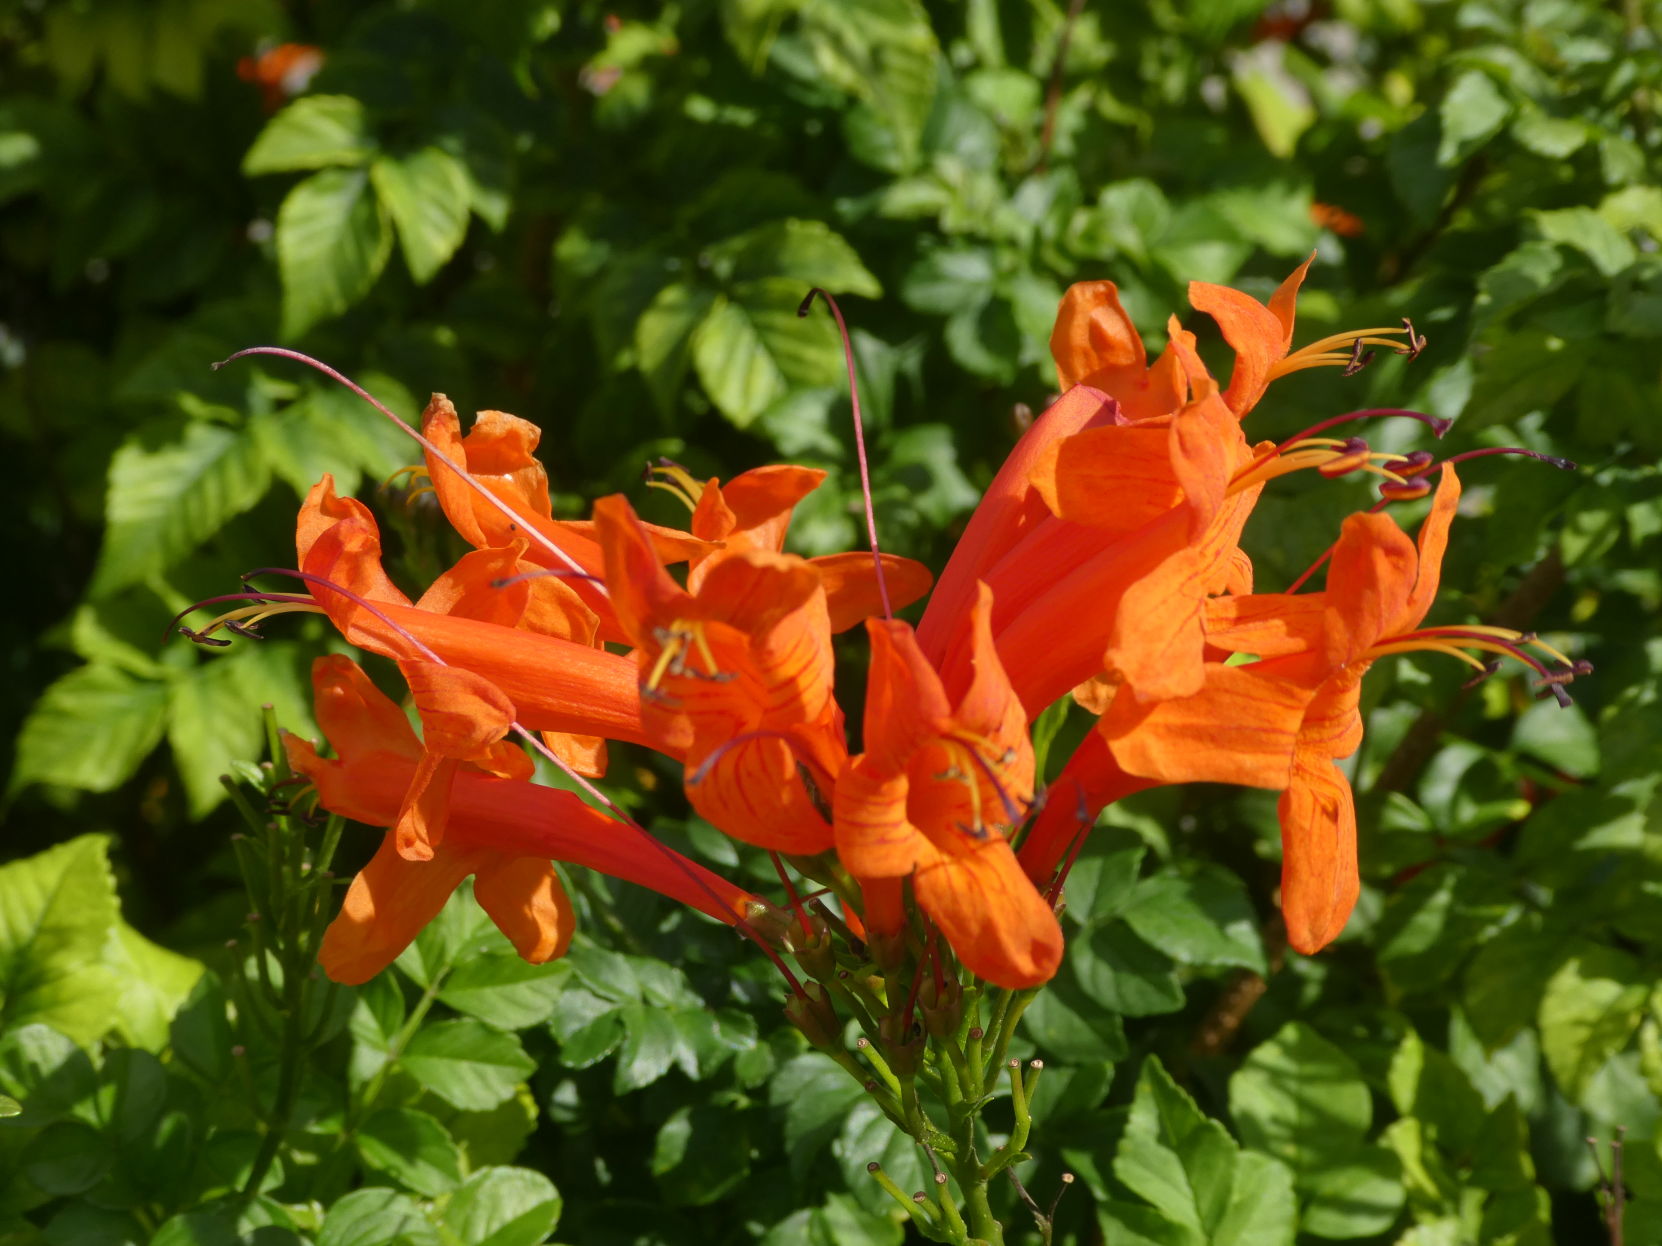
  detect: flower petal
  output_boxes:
[913,837,1063,989]
[473,855,576,965]
[1277,748,1359,954]
[1099,663,1315,789]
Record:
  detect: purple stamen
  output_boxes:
[1275,408,1453,454]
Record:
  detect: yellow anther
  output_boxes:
[643,463,706,512]
[1268,327,1416,381]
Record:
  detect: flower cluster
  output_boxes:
[184,261,1584,994]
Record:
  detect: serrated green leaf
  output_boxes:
[713,218,882,297]
[613,1001,699,1092]
[1538,947,1650,1102]
[770,1053,868,1180]
[439,1167,561,1246]
[91,421,271,596]
[1120,869,1266,973]
[12,664,169,796]
[692,280,845,426]
[1115,1057,1237,1231]
[0,836,121,1045]
[400,1019,533,1110]
[244,95,375,175]
[437,952,568,1030]
[104,922,203,1051]
[356,1108,463,1197]
[165,642,315,815]
[1231,1022,1372,1170]
[370,147,472,284]
[635,282,718,416]
[317,1187,440,1246]
[277,167,393,338]
[899,246,995,314]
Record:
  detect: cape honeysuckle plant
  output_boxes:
[171,267,1588,1245]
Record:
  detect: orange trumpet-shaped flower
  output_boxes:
[594,494,843,854]
[288,656,755,984]
[1094,468,1468,952]
[834,585,1063,989]
[653,460,935,630]
[295,477,671,753]
[938,333,1265,714]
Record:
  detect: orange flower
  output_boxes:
[929,333,1266,714]
[594,494,844,854]
[1093,469,1474,952]
[296,476,671,754]
[834,585,1062,989]
[288,657,754,984]
[653,459,935,630]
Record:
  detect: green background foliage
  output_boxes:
[2,0,1660,1242]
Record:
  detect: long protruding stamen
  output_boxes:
[642,459,705,512]
[1272,407,1452,454]
[1367,625,1591,707]
[168,592,321,643]
[798,289,891,620]
[213,347,604,595]
[234,565,799,978]
[1268,324,1421,381]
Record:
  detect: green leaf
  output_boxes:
[1119,869,1266,973]
[613,1001,700,1092]
[12,664,169,796]
[1538,947,1650,1102]
[438,1167,561,1246]
[355,1108,463,1197]
[243,96,375,175]
[370,147,472,284]
[1070,923,1183,1017]
[1232,48,1314,158]
[317,1188,440,1246]
[103,922,203,1051]
[692,280,846,426]
[0,836,122,1044]
[166,642,315,816]
[899,246,995,314]
[760,1193,904,1246]
[90,421,271,596]
[149,1213,237,1246]
[1510,110,1587,159]
[712,218,882,297]
[1299,1147,1405,1240]
[1437,71,1512,166]
[1115,1058,1239,1231]
[276,167,393,338]
[1107,1057,1297,1244]
[437,953,568,1031]
[399,1019,534,1111]
[1387,1030,1486,1157]
[635,282,719,416]
[1509,700,1598,779]
[1532,206,1636,277]
[652,1104,753,1205]
[1230,1022,1372,1170]
[770,1053,868,1180]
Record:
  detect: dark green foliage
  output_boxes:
[2,0,1660,1242]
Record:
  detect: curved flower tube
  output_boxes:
[835,584,1062,989]
[289,656,755,984]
